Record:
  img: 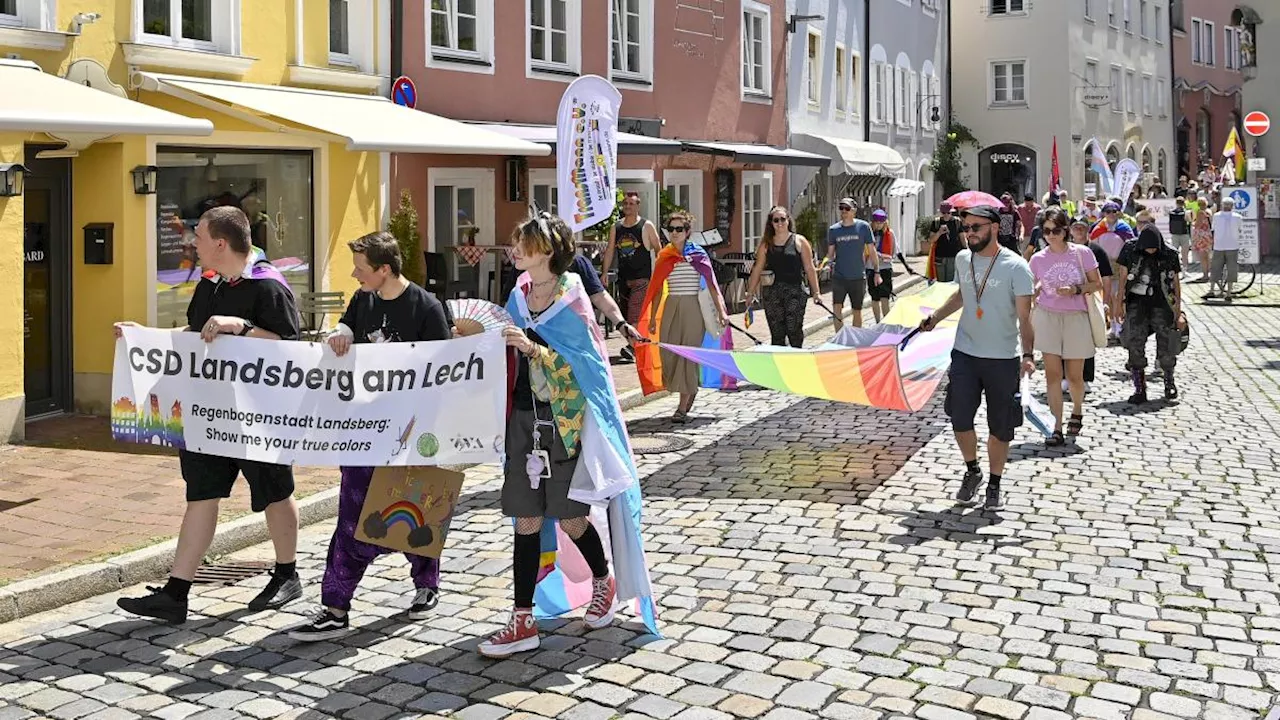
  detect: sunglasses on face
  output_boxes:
[1043,226,1066,236]
[838,205,852,211]
[666,225,688,233]
[771,216,789,224]
[961,222,992,233]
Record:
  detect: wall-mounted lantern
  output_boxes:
[131,165,159,195]
[0,163,27,197]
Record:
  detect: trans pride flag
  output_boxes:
[506,272,659,636]
[658,282,960,412]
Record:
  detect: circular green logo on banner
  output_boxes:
[417,433,439,458]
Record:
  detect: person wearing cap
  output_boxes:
[1115,225,1184,403]
[1208,196,1243,299]
[997,193,1022,253]
[927,202,963,282]
[917,205,1036,511]
[867,209,896,322]
[824,199,877,331]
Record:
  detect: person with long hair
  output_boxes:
[1190,201,1213,283]
[744,206,823,347]
[636,210,731,423]
[867,209,896,322]
[1029,208,1103,445]
[482,212,657,657]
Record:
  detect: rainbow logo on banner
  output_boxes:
[381,501,426,531]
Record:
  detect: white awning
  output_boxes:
[682,141,830,167]
[887,179,927,198]
[468,122,683,155]
[139,73,550,156]
[0,59,212,136]
[790,133,908,177]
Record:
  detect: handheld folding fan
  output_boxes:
[447,298,513,337]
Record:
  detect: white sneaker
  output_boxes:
[1084,382,1092,394]
[1061,379,1070,393]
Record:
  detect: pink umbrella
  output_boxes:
[944,190,1003,209]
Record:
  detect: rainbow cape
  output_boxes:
[635,243,735,395]
[1088,219,1135,259]
[658,282,960,412]
[506,273,659,636]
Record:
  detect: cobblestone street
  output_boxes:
[2,282,1280,720]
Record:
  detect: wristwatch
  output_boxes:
[1021,352,1035,360]
[238,320,255,336]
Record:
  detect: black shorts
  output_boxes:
[831,276,867,307]
[944,350,1023,442]
[179,450,295,512]
[867,269,894,301]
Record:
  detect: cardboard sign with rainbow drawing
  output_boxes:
[355,466,466,559]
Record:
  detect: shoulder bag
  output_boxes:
[1075,245,1108,348]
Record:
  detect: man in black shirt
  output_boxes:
[290,232,452,641]
[1167,196,1192,271]
[602,192,660,360]
[928,202,963,281]
[114,207,303,624]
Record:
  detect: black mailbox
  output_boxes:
[84,223,113,264]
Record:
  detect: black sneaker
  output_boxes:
[618,345,636,364]
[408,588,440,620]
[288,609,353,642]
[984,481,1004,511]
[248,573,303,611]
[117,586,188,624]
[1165,378,1178,400]
[955,469,983,505]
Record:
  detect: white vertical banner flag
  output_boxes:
[557,75,623,233]
[1089,138,1114,196]
[1113,159,1142,201]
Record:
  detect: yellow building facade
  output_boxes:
[0,0,545,440]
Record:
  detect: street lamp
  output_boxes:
[786,13,823,33]
[0,163,27,198]
[916,94,943,125]
[131,165,159,195]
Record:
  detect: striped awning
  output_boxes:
[842,174,898,203]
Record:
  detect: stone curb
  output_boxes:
[0,274,926,623]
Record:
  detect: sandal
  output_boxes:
[1066,414,1083,437]
[672,409,688,424]
[1045,430,1066,447]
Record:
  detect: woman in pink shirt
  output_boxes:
[1029,207,1104,445]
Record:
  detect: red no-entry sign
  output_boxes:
[1244,111,1271,137]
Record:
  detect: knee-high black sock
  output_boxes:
[513,532,541,609]
[570,524,610,579]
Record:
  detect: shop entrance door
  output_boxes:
[22,152,72,418]
[428,168,496,301]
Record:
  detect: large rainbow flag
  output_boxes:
[659,282,960,412]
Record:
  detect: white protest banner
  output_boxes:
[557,75,622,233]
[1238,221,1260,265]
[1143,198,1177,239]
[111,328,506,466]
[1113,159,1142,201]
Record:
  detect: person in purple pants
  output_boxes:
[289,231,453,642]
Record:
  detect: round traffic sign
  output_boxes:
[391,76,417,109]
[1244,110,1270,137]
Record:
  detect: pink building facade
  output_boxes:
[1172,0,1245,181]
[393,0,820,303]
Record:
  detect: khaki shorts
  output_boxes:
[1032,308,1096,360]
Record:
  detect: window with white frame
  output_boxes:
[529,0,573,71]
[1108,0,1117,27]
[872,62,887,124]
[851,54,862,115]
[1224,25,1240,70]
[741,2,769,96]
[663,170,703,229]
[741,171,772,253]
[835,44,847,114]
[1084,0,1093,20]
[141,0,214,46]
[1141,74,1152,115]
[330,0,351,60]
[990,0,1024,15]
[991,61,1025,105]
[1123,0,1132,32]
[894,67,905,124]
[900,67,912,124]
[0,0,48,28]
[806,30,821,105]
[907,70,918,127]
[1085,60,1098,88]
[1125,69,1136,114]
[1203,20,1215,65]
[1110,65,1123,112]
[1154,4,1163,42]
[430,0,492,63]
[1139,0,1148,37]
[1156,76,1167,115]
[611,0,652,82]
[1191,17,1203,62]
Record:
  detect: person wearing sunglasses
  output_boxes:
[745,207,823,347]
[824,198,877,331]
[917,205,1036,511]
[1028,207,1103,446]
[635,211,730,423]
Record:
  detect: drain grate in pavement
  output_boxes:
[630,433,693,454]
[193,561,273,586]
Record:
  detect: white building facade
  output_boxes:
[952,0,1176,201]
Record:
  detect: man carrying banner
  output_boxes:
[113,207,303,624]
[289,231,453,641]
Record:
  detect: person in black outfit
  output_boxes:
[602,192,660,361]
[928,202,964,281]
[744,206,823,347]
[289,231,453,642]
[114,207,303,624]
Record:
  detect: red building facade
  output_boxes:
[1172,0,1245,181]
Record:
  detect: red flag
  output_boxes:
[1051,137,1061,193]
